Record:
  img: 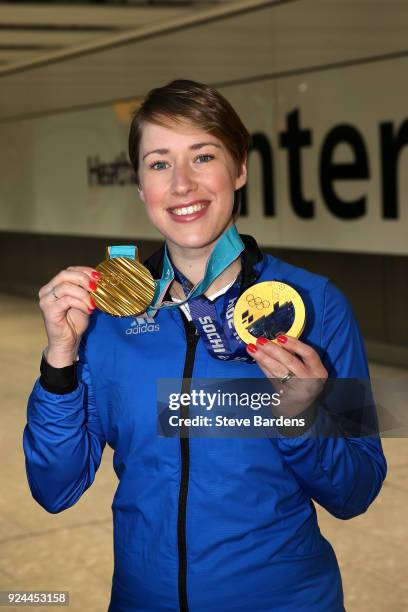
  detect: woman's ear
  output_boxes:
[137,183,145,203]
[234,157,247,191]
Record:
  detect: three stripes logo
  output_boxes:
[125,315,160,335]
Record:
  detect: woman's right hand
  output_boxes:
[38,266,101,367]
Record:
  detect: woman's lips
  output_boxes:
[167,201,211,223]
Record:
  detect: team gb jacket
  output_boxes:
[23,235,387,612]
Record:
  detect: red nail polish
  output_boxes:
[257,337,268,345]
[277,335,287,344]
[91,271,101,280]
[87,307,94,314]
[89,280,97,291]
[89,296,96,308]
[247,343,257,353]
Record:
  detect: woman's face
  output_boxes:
[137,119,247,250]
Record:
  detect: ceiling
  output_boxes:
[0,1,233,65]
[1,0,408,122]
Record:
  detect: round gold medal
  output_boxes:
[90,257,156,317]
[233,281,306,344]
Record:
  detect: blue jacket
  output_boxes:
[23,236,387,611]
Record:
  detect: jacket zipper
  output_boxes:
[177,317,199,612]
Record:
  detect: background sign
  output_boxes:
[0,57,407,254]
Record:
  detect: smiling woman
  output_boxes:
[136,119,246,264]
[128,80,249,293]
[23,78,387,612]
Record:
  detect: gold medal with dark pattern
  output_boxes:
[233,281,306,344]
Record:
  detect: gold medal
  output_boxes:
[90,251,156,317]
[233,281,306,344]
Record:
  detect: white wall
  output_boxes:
[1,55,407,254]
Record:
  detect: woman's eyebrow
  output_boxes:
[142,141,221,161]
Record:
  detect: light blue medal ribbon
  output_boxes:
[105,226,245,317]
[107,245,138,260]
[146,225,245,316]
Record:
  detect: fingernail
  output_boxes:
[257,337,268,345]
[277,335,287,344]
[91,271,101,280]
[89,296,96,308]
[89,280,97,291]
[247,343,257,353]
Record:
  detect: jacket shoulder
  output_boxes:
[261,253,329,292]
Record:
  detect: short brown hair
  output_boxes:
[128,79,250,217]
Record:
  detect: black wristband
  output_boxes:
[39,354,78,395]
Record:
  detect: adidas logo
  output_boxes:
[125,315,160,335]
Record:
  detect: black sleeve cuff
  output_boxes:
[39,354,78,395]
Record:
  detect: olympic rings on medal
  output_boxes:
[245,293,270,311]
[233,281,306,346]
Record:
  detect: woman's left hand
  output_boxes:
[246,334,328,417]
